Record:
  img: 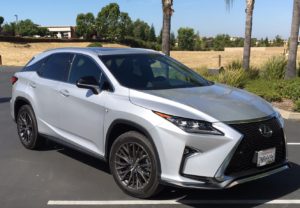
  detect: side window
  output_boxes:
[40,53,73,82]
[22,57,46,72]
[68,55,102,84]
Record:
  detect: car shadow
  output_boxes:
[153,162,300,208]
[36,138,300,207]
[57,147,110,174]
[41,139,110,174]
[0,97,11,103]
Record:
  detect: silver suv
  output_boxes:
[11,48,289,198]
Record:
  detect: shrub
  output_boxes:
[194,66,209,76]
[245,79,282,102]
[246,68,260,80]
[294,100,300,112]
[224,59,259,80]
[261,56,287,80]
[87,42,103,47]
[225,59,243,71]
[121,36,161,50]
[217,68,249,88]
[276,78,300,101]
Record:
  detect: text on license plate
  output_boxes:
[255,148,276,167]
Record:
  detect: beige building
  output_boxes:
[44,26,76,39]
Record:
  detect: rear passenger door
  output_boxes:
[56,54,108,156]
[32,53,73,134]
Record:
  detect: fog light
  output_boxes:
[183,147,198,156]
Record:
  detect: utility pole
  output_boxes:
[14,14,18,36]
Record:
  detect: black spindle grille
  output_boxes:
[225,117,286,176]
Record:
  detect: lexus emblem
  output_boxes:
[258,124,273,138]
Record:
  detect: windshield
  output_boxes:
[100,53,212,90]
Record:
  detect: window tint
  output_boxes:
[22,57,46,72]
[69,54,102,84]
[100,54,211,90]
[40,53,73,82]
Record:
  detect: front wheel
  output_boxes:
[109,131,162,198]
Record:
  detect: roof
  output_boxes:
[44,47,159,56]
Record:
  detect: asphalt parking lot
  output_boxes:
[0,66,300,208]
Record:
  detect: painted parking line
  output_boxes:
[48,199,300,206]
[287,143,300,145]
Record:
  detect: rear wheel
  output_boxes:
[16,105,42,149]
[109,131,162,198]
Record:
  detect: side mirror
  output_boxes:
[100,80,113,92]
[76,76,100,95]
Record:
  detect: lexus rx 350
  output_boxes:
[10,47,289,198]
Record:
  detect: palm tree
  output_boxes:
[286,0,300,79]
[161,0,173,56]
[225,0,255,70]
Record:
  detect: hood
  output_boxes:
[129,84,275,123]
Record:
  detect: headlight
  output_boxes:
[154,111,223,135]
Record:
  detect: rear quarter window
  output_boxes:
[39,53,74,82]
[22,57,46,72]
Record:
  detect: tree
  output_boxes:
[0,16,3,25]
[76,13,96,39]
[96,3,121,40]
[264,37,270,46]
[2,22,16,36]
[243,0,255,70]
[162,0,174,55]
[148,25,157,42]
[170,32,176,48]
[286,0,300,79]
[13,19,49,37]
[213,34,231,51]
[132,19,150,41]
[37,27,49,37]
[177,27,195,50]
[119,12,133,39]
[273,35,284,47]
[96,3,133,40]
[0,16,4,32]
[226,0,255,70]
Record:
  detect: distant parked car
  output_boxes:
[10,47,289,198]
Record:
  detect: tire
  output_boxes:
[16,105,42,150]
[109,131,162,198]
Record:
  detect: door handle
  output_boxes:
[29,82,36,88]
[59,89,70,97]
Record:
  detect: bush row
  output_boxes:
[0,36,161,51]
[197,56,300,111]
[120,36,161,50]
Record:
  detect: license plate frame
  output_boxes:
[255,148,276,167]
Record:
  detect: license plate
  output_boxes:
[255,148,276,167]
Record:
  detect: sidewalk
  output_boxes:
[276,108,300,121]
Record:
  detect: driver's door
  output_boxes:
[57,54,108,156]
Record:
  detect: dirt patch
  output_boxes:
[272,99,295,112]
[0,42,127,66]
[0,43,296,69]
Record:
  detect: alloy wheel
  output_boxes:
[17,111,33,145]
[115,142,152,190]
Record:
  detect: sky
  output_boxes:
[0,0,294,39]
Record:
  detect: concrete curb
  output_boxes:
[275,108,300,121]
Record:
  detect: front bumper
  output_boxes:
[162,162,290,189]
[151,113,287,190]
